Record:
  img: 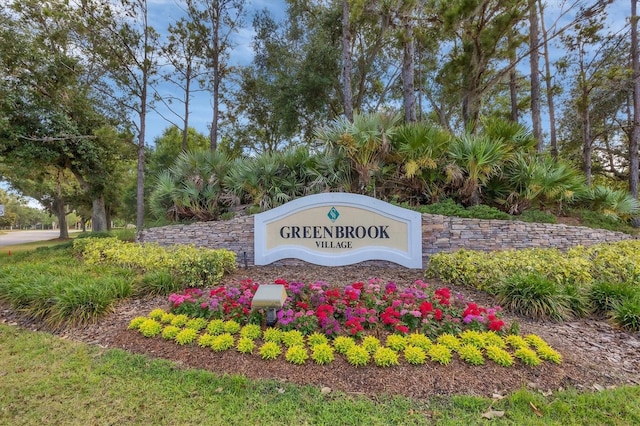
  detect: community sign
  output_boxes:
[254,193,422,268]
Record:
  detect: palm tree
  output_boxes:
[447,134,511,205]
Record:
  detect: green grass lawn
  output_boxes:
[1,324,639,425]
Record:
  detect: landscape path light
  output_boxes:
[251,284,287,327]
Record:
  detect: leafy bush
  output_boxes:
[236,337,255,354]
[485,345,514,367]
[514,347,541,366]
[346,345,370,367]
[138,270,181,296]
[589,281,638,315]
[138,319,162,337]
[259,341,281,360]
[282,330,305,347]
[75,237,236,289]
[436,334,461,351]
[403,345,427,365]
[262,328,283,344]
[307,332,329,347]
[416,199,510,220]
[311,343,335,365]
[373,347,400,367]
[518,209,557,224]
[175,328,198,345]
[406,333,431,351]
[197,333,216,348]
[362,336,381,353]
[611,297,640,332]
[128,316,147,330]
[185,318,208,331]
[206,319,225,335]
[385,334,407,351]
[496,273,572,321]
[504,335,529,350]
[161,325,181,340]
[333,336,356,354]
[239,324,262,340]
[459,330,486,348]
[577,209,637,234]
[171,314,189,327]
[285,345,309,365]
[457,344,484,365]
[223,320,241,334]
[211,333,235,351]
[427,344,452,365]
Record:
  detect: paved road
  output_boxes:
[0,230,74,247]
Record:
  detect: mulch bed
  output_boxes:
[3,265,640,399]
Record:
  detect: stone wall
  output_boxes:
[140,214,634,267]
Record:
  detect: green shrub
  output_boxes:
[346,345,370,367]
[518,209,557,224]
[259,341,282,360]
[373,347,400,367]
[175,328,198,345]
[535,345,563,364]
[285,345,309,365]
[362,336,381,354]
[239,324,262,340]
[282,330,305,347]
[138,270,181,296]
[514,347,542,366]
[223,320,241,334]
[406,333,431,351]
[385,334,407,351]
[333,336,356,354]
[563,284,591,318]
[262,328,283,344]
[171,314,189,327]
[427,344,452,365]
[148,308,166,321]
[47,281,119,327]
[197,333,216,348]
[590,281,638,315]
[185,318,208,331]
[403,345,427,365]
[128,316,147,330]
[307,332,329,347]
[457,344,484,365]
[211,333,235,351]
[311,343,335,365]
[496,273,572,321]
[459,330,486,348]
[236,337,256,354]
[611,297,640,332]
[161,325,181,340]
[417,199,511,220]
[436,334,461,351]
[482,332,506,349]
[206,319,225,335]
[138,319,162,337]
[504,335,529,350]
[485,345,514,367]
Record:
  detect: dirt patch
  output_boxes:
[3,265,640,399]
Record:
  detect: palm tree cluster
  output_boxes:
[150,113,638,222]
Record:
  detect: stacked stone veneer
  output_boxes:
[140,214,635,267]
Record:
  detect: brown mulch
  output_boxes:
[2,265,640,400]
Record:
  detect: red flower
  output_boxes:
[274,278,288,285]
[419,301,433,315]
[315,304,334,320]
[381,307,401,325]
[394,324,410,334]
[489,319,505,331]
[296,302,308,310]
[352,282,364,290]
[434,309,443,321]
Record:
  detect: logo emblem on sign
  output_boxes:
[327,206,340,222]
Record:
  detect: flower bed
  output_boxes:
[167,278,506,338]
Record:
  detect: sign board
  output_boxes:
[254,193,422,268]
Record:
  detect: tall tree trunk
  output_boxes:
[341,0,353,121]
[210,11,221,151]
[182,62,192,152]
[509,58,518,122]
[401,13,416,123]
[529,0,543,150]
[55,197,69,239]
[581,88,593,187]
[92,196,108,232]
[630,0,640,198]
[539,0,557,159]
